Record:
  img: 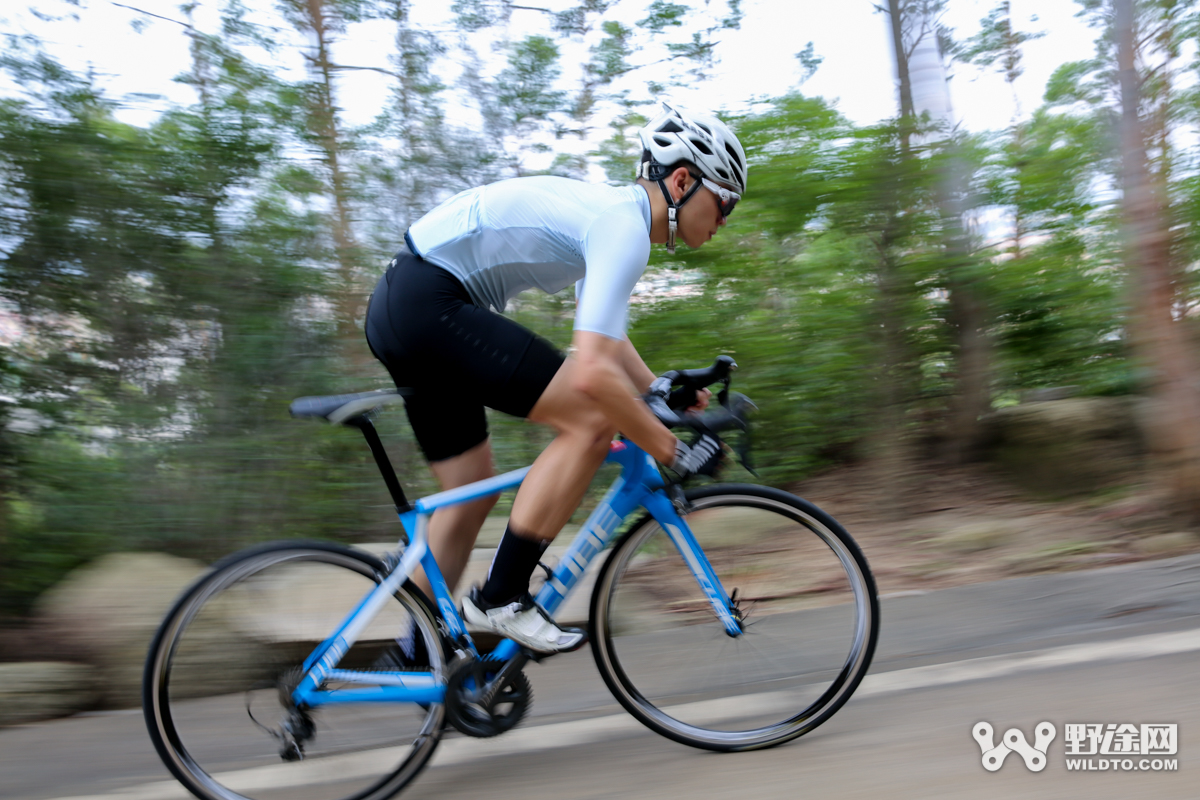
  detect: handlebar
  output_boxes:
[643,355,754,434]
[651,354,738,397]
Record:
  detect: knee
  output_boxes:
[563,409,615,450]
[564,407,609,438]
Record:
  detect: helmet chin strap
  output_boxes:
[655,177,703,255]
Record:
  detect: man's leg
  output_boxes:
[510,357,617,538]
[471,357,615,613]
[413,437,497,601]
[378,438,495,669]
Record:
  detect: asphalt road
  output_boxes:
[4,553,1199,800]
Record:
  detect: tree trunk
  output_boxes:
[304,0,367,364]
[886,0,915,153]
[1113,0,1200,519]
[940,140,992,463]
[877,1,921,512]
[874,219,915,519]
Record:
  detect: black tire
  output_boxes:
[589,485,879,752]
[143,541,445,800]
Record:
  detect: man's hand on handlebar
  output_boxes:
[667,432,725,480]
[684,387,712,413]
[642,356,748,481]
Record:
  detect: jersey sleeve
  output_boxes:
[574,210,651,340]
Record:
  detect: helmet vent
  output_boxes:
[653,135,673,147]
[716,167,730,180]
[658,120,684,134]
[696,122,711,135]
[690,138,713,156]
[724,142,743,170]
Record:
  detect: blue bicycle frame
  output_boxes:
[291,439,740,710]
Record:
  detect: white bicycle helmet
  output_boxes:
[637,102,747,252]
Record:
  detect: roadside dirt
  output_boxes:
[788,460,1200,596]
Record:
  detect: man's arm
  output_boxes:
[620,336,657,394]
[572,331,677,464]
[619,336,712,412]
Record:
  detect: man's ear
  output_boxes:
[669,166,692,201]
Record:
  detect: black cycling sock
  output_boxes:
[373,620,429,669]
[397,620,428,664]
[480,524,550,607]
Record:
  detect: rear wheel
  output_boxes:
[589,485,879,751]
[143,541,445,800]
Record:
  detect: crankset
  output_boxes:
[444,654,532,738]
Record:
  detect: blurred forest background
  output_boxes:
[2,0,1200,616]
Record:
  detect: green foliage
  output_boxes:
[795,42,823,85]
[450,0,493,32]
[590,21,633,83]
[496,36,567,128]
[638,1,688,33]
[593,111,648,184]
[1043,60,1107,107]
[952,1,1044,83]
[0,41,377,614]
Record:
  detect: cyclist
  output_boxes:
[365,103,746,657]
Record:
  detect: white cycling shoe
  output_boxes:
[462,588,586,654]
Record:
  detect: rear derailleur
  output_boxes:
[246,666,316,762]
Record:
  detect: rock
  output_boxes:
[981,398,1143,496]
[1001,541,1112,574]
[36,552,273,708]
[1021,386,1079,403]
[0,662,97,725]
[1132,531,1199,555]
[933,520,1021,553]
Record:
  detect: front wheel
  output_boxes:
[143,541,446,800]
[589,484,879,752]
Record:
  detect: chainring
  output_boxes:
[444,655,532,738]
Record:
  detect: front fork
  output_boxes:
[641,489,744,637]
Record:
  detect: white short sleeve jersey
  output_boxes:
[406,176,652,341]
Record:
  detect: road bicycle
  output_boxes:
[143,356,879,800]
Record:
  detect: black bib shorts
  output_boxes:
[364,244,565,462]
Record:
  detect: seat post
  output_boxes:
[346,416,413,514]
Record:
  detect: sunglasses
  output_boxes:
[700,177,740,218]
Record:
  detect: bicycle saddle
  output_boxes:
[289,388,412,425]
